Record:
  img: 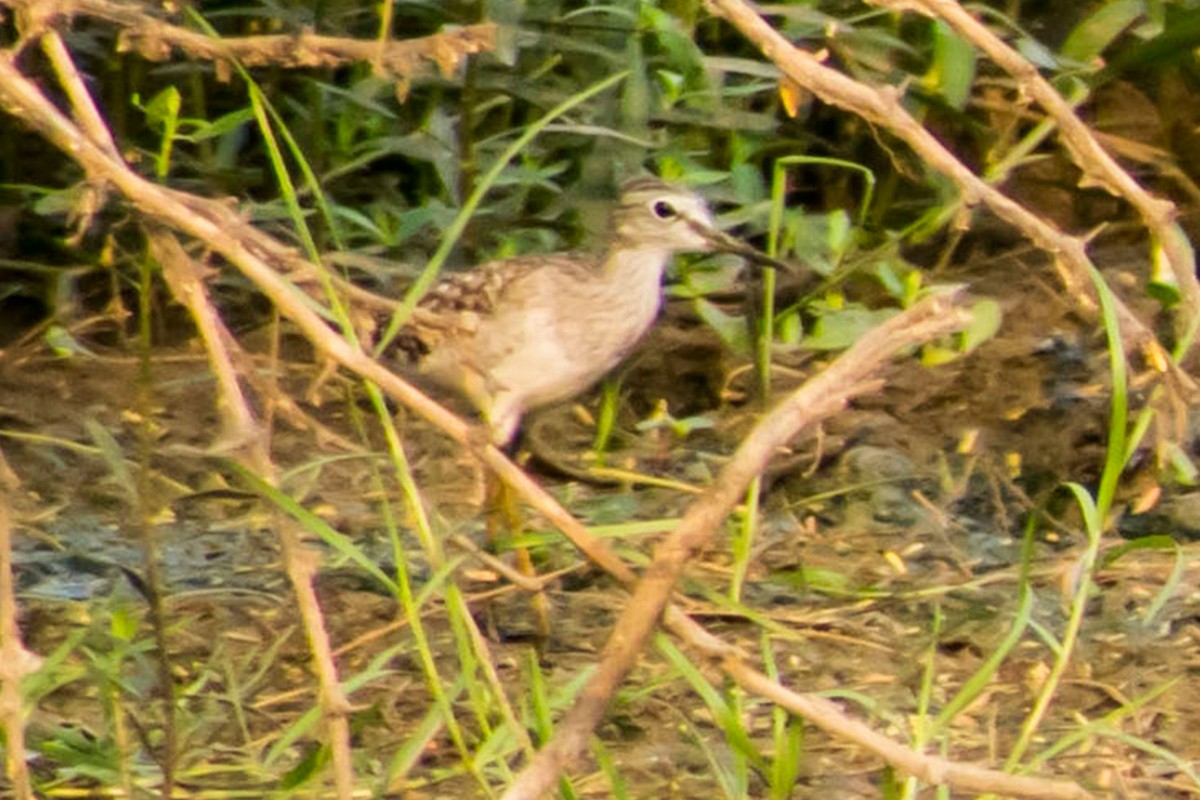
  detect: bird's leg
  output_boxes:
[482,427,552,642]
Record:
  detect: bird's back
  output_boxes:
[389,179,718,443]
[394,251,611,400]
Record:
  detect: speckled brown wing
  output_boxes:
[393,253,597,363]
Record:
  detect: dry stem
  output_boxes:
[705,0,1191,388]
[17,0,495,96]
[500,293,1088,800]
[0,469,36,800]
[0,6,1098,799]
[881,0,1200,332]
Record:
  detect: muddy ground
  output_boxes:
[2,239,1198,798]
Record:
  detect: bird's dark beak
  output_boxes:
[696,224,803,274]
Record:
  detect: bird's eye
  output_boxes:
[652,200,677,219]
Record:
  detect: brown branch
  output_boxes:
[880,0,1200,347]
[0,43,639,593]
[727,660,1092,800]
[704,0,1183,382]
[42,27,362,792]
[12,0,496,93]
[0,39,1089,800]
[0,467,36,800]
[502,293,1093,800]
[151,229,265,452]
[148,229,357,800]
[42,30,118,155]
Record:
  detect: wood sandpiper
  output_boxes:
[394,177,754,445]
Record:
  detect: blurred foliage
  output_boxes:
[6,1,1200,797]
[2,0,1199,351]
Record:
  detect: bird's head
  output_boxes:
[611,178,720,254]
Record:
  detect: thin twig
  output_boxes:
[728,660,1091,800]
[45,37,181,796]
[879,0,1200,341]
[151,229,264,451]
[148,226,357,800]
[22,0,495,90]
[0,463,36,800]
[0,37,1089,800]
[500,293,1086,800]
[704,0,1182,384]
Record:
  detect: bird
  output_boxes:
[386,178,789,640]
[393,177,744,446]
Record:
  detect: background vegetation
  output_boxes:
[0,1,1198,799]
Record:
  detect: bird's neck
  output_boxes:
[600,243,672,285]
[592,243,672,353]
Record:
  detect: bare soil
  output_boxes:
[3,242,1198,799]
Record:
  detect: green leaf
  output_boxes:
[1148,240,1182,306]
[1065,481,1102,535]
[766,566,854,595]
[873,261,907,299]
[655,69,685,107]
[187,106,255,141]
[1101,534,1177,568]
[671,415,715,437]
[84,418,133,501]
[142,85,181,131]
[777,308,804,345]
[826,208,853,256]
[231,463,400,596]
[1164,441,1199,484]
[1016,36,1059,69]
[659,637,767,775]
[925,19,977,110]
[921,344,961,366]
[804,305,896,351]
[31,183,90,217]
[1061,0,1145,64]
[639,6,709,92]
[694,297,751,356]
[43,325,95,358]
[1146,281,1182,306]
[279,744,328,789]
[902,269,923,306]
[961,298,1003,352]
[109,606,139,642]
